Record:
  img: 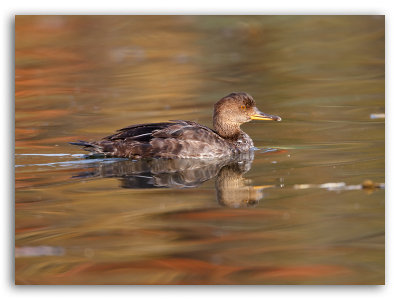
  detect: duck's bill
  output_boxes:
[251,109,282,121]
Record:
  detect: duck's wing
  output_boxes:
[148,121,230,158]
[104,120,221,143]
[104,121,180,142]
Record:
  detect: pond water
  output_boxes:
[15,15,385,284]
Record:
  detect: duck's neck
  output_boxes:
[213,116,242,140]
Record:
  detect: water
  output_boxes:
[15,15,385,284]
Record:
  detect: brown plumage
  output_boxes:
[70,92,281,159]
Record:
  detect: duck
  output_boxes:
[70,92,281,159]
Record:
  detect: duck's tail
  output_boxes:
[70,139,151,159]
[69,140,102,152]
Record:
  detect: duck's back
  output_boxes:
[72,120,234,159]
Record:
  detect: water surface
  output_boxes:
[15,15,385,284]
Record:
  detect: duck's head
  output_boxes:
[213,92,281,138]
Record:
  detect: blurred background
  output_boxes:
[15,15,384,284]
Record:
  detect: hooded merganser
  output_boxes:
[70,92,281,159]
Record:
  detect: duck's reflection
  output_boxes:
[215,162,267,208]
[75,152,274,207]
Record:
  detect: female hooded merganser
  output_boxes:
[70,92,281,159]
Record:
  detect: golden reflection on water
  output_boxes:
[15,15,384,284]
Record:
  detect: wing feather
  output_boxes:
[74,120,230,159]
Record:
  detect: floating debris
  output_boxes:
[293,183,313,190]
[15,246,65,258]
[294,182,350,191]
[370,113,385,119]
[362,179,385,190]
[294,180,384,192]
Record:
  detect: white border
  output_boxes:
[3,0,398,299]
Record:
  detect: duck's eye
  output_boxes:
[240,105,246,110]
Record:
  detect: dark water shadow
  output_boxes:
[73,151,276,208]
